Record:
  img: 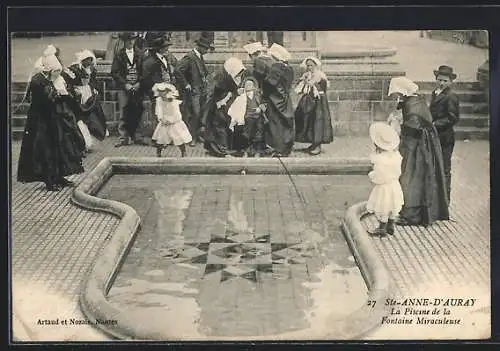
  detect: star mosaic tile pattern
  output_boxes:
[157,227,315,283]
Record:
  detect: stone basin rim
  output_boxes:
[72,157,391,341]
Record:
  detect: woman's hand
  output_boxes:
[237,88,245,95]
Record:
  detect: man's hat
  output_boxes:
[369,122,400,151]
[195,32,214,50]
[151,37,172,50]
[433,65,457,80]
[119,32,139,41]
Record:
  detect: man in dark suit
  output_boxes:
[429,65,460,203]
[267,31,284,47]
[111,32,146,147]
[175,32,213,146]
[140,37,177,96]
[139,37,178,145]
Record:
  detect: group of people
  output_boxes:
[110,31,334,158]
[15,30,460,235]
[16,32,335,191]
[366,66,460,233]
[17,45,108,191]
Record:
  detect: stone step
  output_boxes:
[414,81,482,91]
[11,81,28,91]
[11,127,25,141]
[324,89,485,104]
[11,91,28,104]
[11,114,28,127]
[457,114,490,128]
[455,127,489,140]
[419,89,486,103]
[326,101,489,117]
[10,102,30,115]
[459,102,489,115]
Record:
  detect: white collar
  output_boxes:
[156,52,166,61]
[193,48,201,58]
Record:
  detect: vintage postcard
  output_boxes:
[9,29,490,342]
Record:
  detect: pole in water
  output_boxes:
[276,156,307,212]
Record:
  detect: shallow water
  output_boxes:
[99,174,371,338]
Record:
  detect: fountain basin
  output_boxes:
[72,157,391,340]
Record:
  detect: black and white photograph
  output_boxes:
[9,26,491,341]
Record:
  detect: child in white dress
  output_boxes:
[152,83,192,157]
[366,122,404,236]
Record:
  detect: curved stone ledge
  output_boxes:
[72,157,391,340]
[341,202,392,330]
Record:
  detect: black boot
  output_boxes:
[156,147,162,157]
[179,144,186,157]
[368,222,388,236]
[57,177,75,188]
[115,137,130,148]
[387,219,395,235]
[45,181,60,192]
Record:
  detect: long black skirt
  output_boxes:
[295,93,334,145]
[18,101,85,184]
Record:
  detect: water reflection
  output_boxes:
[108,277,203,338]
[105,175,370,338]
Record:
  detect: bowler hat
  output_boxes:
[195,32,214,50]
[119,32,139,41]
[151,37,172,50]
[433,65,457,80]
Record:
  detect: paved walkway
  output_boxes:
[11,137,490,341]
[317,31,488,81]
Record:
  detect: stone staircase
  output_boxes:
[10,79,489,141]
[414,81,489,140]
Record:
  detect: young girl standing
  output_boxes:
[366,122,404,236]
[151,83,192,157]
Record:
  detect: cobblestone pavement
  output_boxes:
[10,137,490,340]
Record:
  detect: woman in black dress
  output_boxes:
[388,77,449,226]
[202,57,246,157]
[257,44,295,157]
[17,54,85,191]
[294,56,334,155]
